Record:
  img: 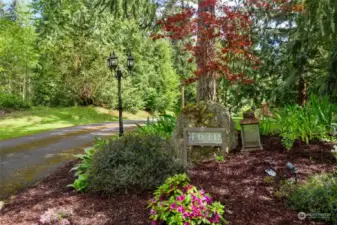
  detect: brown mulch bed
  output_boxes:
[0,136,336,225]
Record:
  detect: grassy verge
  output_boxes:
[0,106,150,140]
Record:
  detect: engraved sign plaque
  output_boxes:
[183,128,227,165]
[187,131,222,145]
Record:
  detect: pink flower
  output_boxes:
[203,195,212,204]
[176,195,185,201]
[183,212,192,219]
[152,221,158,225]
[210,212,220,223]
[177,206,184,213]
[151,209,156,215]
[183,184,193,192]
[170,203,176,210]
[184,223,190,225]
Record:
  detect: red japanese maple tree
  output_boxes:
[153,0,258,101]
[153,0,300,102]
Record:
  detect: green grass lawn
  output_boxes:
[0,106,150,140]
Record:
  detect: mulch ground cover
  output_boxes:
[0,136,336,225]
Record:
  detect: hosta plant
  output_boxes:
[68,138,106,191]
[148,174,227,225]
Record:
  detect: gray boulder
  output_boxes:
[172,101,238,165]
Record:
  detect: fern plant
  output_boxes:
[135,114,176,138]
[273,95,337,150]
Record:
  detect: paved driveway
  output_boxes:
[0,120,145,199]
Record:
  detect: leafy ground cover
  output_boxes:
[0,107,150,140]
[0,135,335,225]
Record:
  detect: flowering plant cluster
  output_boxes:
[39,207,73,225]
[148,174,227,225]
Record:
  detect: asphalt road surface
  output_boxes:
[0,120,145,199]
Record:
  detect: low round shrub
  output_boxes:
[0,92,31,110]
[287,173,337,223]
[87,134,185,194]
[148,174,227,225]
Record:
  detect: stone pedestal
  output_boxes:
[172,101,238,165]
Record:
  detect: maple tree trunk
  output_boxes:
[196,0,217,102]
[197,76,216,101]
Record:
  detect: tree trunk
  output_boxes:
[197,76,216,101]
[326,41,337,101]
[196,0,216,102]
[181,81,185,110]
[298,76,307,106]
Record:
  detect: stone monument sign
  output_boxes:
[183,128,227,165]
[172,102,238,165]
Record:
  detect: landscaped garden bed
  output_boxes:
[0,135,335,225]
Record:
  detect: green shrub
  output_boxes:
[87,134,185,194]
[148,174,227,225]
[275,95,336,150]
[0,92,30,110]
[287,173,337,223]
[275,105,326,149]
[68,138,106,192]
[274,180,298,200]
[259,116,279,136]
[135,114,176,138]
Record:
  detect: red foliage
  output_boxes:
[154,0,298,85]
[155,0,261,85]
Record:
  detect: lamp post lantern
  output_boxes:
[127,52,134,70]
[240,111,263,151]
[107,51,134,137]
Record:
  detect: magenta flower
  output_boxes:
[170,203,177,210]
[177,206,184,213]
[204,195,212,204]
[176,195,185,201]
[151,209,156,215]
[211,212,220,223]
[148,174,226,225]
[183,184,193,192]
[183,211,192,219]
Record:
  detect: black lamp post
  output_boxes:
[107,51,134,136]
